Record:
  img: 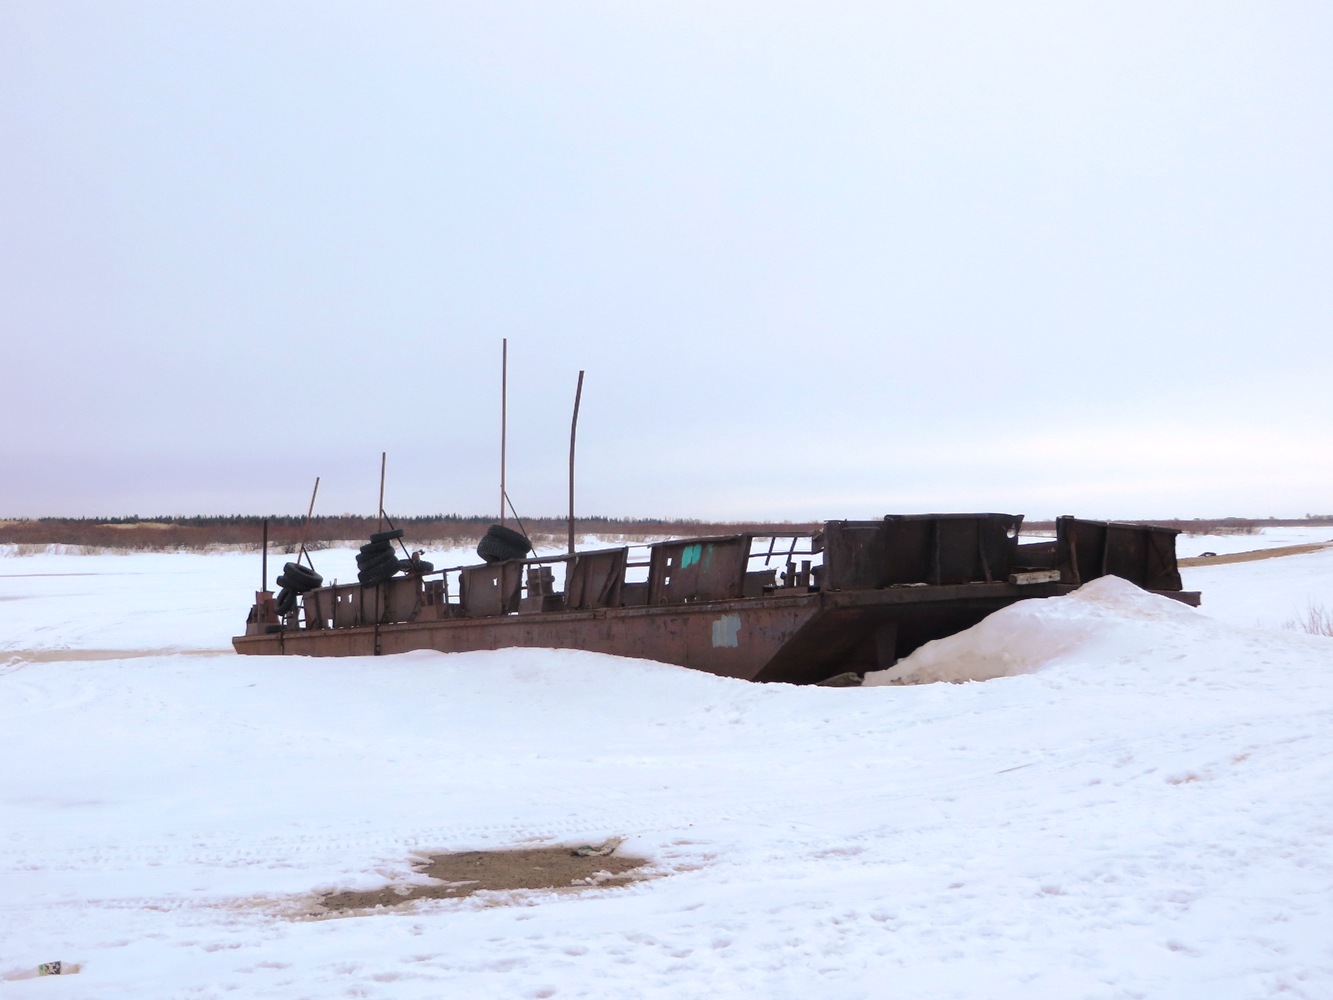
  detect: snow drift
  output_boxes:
[868,575,1210,685]
[2,548,1332,998]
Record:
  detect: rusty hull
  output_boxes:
[232,580,1111,682]
[234,514,1201,684]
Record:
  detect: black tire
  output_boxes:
[281,562,323,592]
[275,573,317,591]
[370,528,405,543]
[477,532,526,564]
[358,551,399,578]
[358,561,398,586]
[486,523,531,551]
[275,587,297,614]
[358,540,393,558]
[356,546,394,568]
[395,557,436,575]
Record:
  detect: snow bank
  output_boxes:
[1184,545,1333,630]
[868,576,1209,685]
[3,554,1333,998]
[1174,525,1333,558]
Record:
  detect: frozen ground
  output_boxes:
[1014,524,1333,560]
[1,534,1330,998]
[1173,525,1333,559]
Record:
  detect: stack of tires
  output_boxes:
[358,528,404,585]
[275,561,323,616]
[476,523,532,564]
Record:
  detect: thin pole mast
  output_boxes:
[295,476,320,568]
[378,452,387,532]
[568,370,584,555]
[500,338,508,525]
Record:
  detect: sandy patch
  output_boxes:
[0,572,102,578]
[3,648,232,663]
[1178,541,1333,567]
[319,842,655,913]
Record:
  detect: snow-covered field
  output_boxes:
[1,533,1331,998]
[1172,525,1333,559]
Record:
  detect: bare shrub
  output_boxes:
[1181,522,1260,537]
[1284,603,1333,637]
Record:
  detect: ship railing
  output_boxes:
[410,532,823,621]
[416,544,642,618]
[298,530,827,628]
[745,531,823,593]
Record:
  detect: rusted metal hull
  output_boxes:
[236,515,1200,684]
[232,578,1201,683]
[235,590,820,679]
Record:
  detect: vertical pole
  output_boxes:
[375,451,387,647]
[261,517,269,592]
[295,476,320,567]
[568,369,584,555]
[378,452,387,532]
[500,338,508,525]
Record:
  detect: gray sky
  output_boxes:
[3,2,1330,521]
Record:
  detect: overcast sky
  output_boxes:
[3,2,1330,522]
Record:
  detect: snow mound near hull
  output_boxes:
[4,556,1333,998]
[867,575,1209,685]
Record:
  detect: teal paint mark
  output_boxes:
[701,545,714,571]
[681,544,703,569]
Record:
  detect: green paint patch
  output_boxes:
[681,544,703,569]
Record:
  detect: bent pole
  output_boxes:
[568,369,584,555]
[296,476,320,569]
[378,452,387,532]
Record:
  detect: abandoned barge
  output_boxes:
[232,513,1199,685]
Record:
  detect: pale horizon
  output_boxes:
[4,3,1330,522]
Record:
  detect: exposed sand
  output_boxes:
[1178,540,1333,567]
[319,844,655,913]
[3,648,233,663]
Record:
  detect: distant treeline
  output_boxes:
[0,514,820,551]
[3,514,1330,552]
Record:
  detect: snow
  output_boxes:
[1173,525,1333,559]
[1183,548,1333,631]
[2,536,1332,998]
[865,575,1210,685]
